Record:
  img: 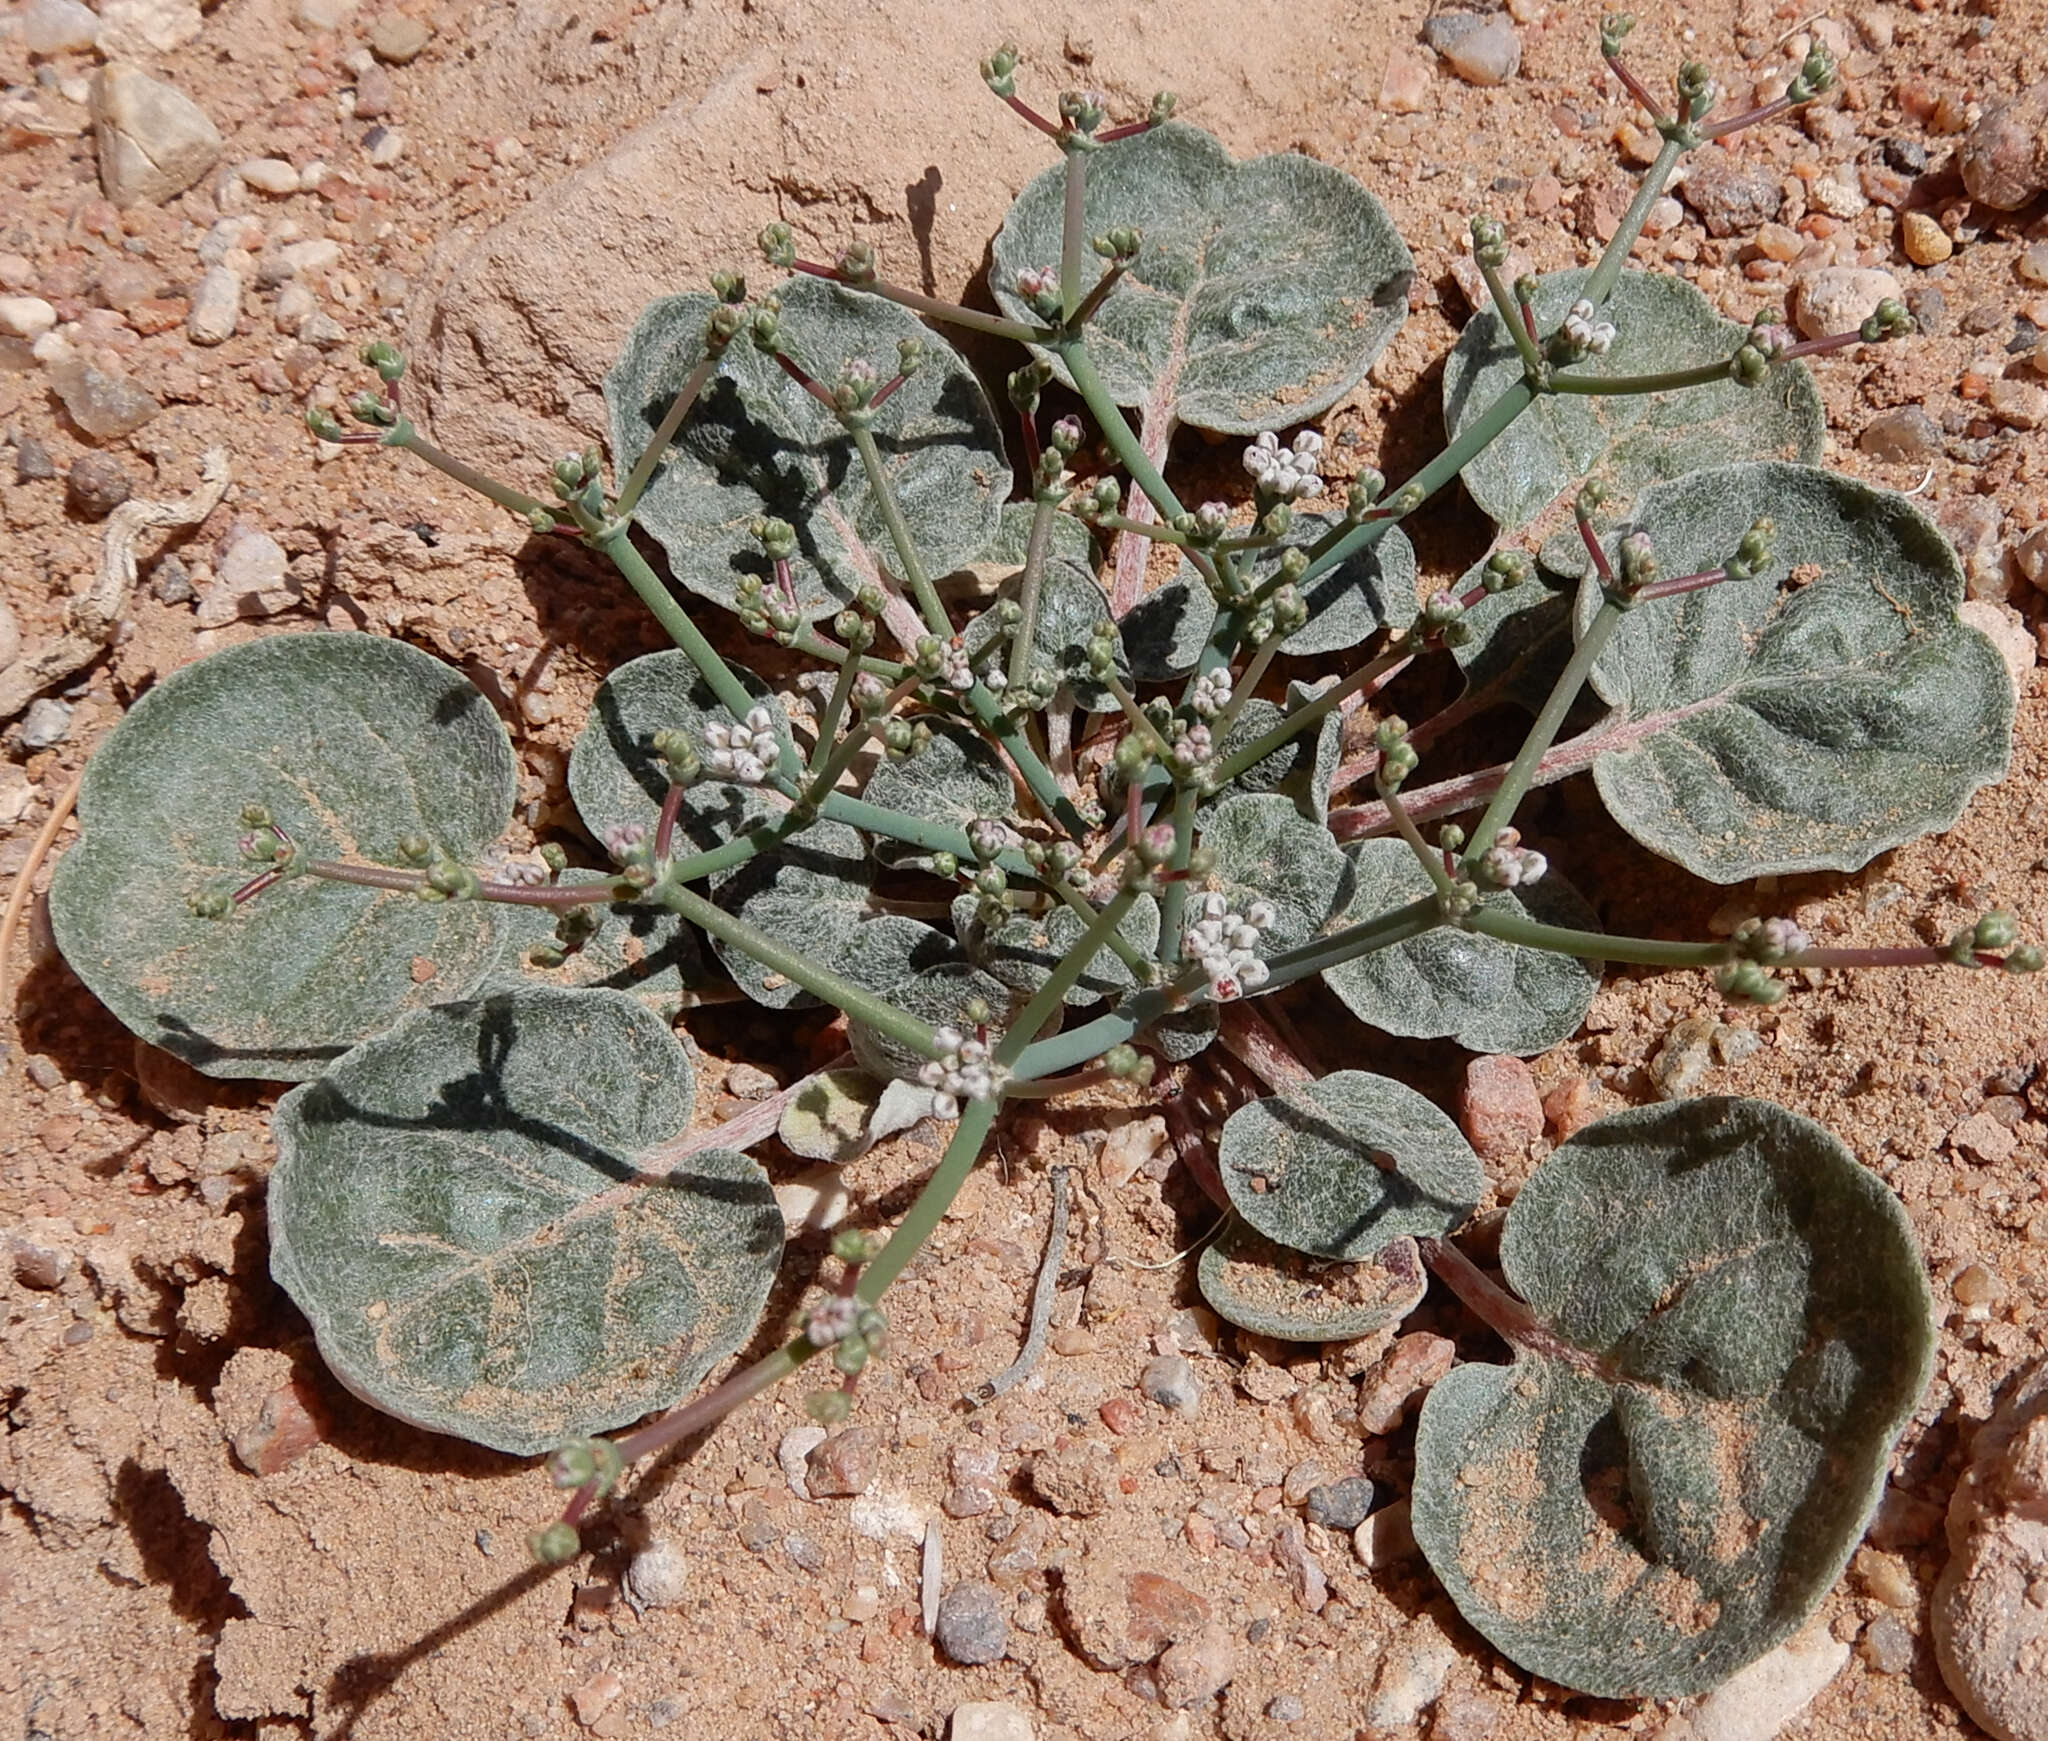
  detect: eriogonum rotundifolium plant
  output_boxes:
[49,18,2027,1700]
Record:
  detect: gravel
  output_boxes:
[20,698,74,750]
[66,452,133,519]
[1140,1354,1201,1416]
[934,1579,1009,1665]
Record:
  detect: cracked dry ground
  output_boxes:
[4,0,2048,1738]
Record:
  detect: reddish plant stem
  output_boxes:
[654,783,686,862]
[1003,93,1061,136]
[1420,1237,1616,1380]
[868,371,911,410]
[304,859,624,908]
[1604,53,1667,123]
[1704,95,1796,139]
[773,351,839,412]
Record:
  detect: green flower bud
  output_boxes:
[751,516,798,561]
[838,240,878,285]
[897,335,927,376]
[529,1523,582,1566]
[750,305,781,350]
[1346,472,1385,523]
[1278,547,1308,583]
[706,303,745,350]
[1437,824,1467,852]
[427,859,482,901]
[1114,733,1152,778]
[1483,548,1532,593]
[1974,910,2020,950]
[930,851,959,881]
[1715,960,1786,1004]
[1185,846,1216,878]
[980,42,1021,97]
[305,405,347,443]
[1600,12,1635,57]
[188,889,234,921]
[710,270,748,304]
[758,222,797,268]
[1008,358,1053,411]
[2005,944,2045,974]
[1058,88,1105,135]
[396,834,434,865]
[539,843,569,875]
[360,339,406,383]
[832,1335,871,1377]
[348,389,396,427]
[805,1387,853,1425]
[1149,91,1177,124]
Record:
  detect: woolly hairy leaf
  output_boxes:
[959,536,1127,711]
[1412,1097,1935,1697]
[51,634,515,1081]
[567,650,783,853]
[607,275,1008,619]
[1222,679,1345,820]
[1450,562,1575,719]
[709,818,874,1009]
[1445,269,1822,537]
[1198,792,1349,952]
[1577,463,2011,882]
[1199,1227,1426,1343]
[1321,842,1601,1056]
[992,123,1413,433]
[492,872,704,1020]
[1126,521,1418,679]
[779,1068,882,1163]
[269,987,781,1456]
[955,891,1160,1006]
[1219,1071,1483,1259]
[861,721,1013,872]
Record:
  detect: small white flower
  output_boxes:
[805,1295,860,1345]
[1479,844,1548,888]
[1563,297,1617,356]
[1192,667,1233,721]
[1185,895,1276,1004]
[1245,900,1275,931]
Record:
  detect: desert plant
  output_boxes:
[47,16,2029,1700]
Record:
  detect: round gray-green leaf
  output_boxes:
[1576,462,2011,882]
[1198,1226,1426,1343]
[492,872,704,1020]
[1411,1097,1935,1698]
[1445,269,1822,537]
[1321,841,1602,1056]
[1219,680,1345,821]
[1450,561,1574,720]
[269,986,782,1456]
[860,721,1014,872]
[51,633,515,1081]
[1199,792,1349,951]
[607,275,1008,620]
[567,649,784,855]
[955,890,1159,1007]
[1219,1071,1483,1260]
[959,541,1126,712]
[991,122,1413,433]
[710,818,874,1009]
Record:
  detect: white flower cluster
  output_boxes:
[1186,892,1275,1003]
[1168,722,1214,774]
[1194,501,1231,537]
[1479,841,1549,888]
[705,705,777,784]
[1563,298,1617,356]
[1191,667,1233,720]
[1242,430,1324,500]
[933,642,976,692]
[804,1294,860,1346]
[603,822,647,861]
[967,817,1018,861]
[918,1025,1006,1119]
[497,858,552,887]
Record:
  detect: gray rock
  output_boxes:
[20,699,74,750]
[48,360,161,442]
[187,265,242,345]
[66,452,133,519]
[1961,81,2048,211]
[1140,1354,1201,1416]
[20,0,99,56]
[934,1579,1009,1665]
[1304,1476,1375,1532]
[92,63,223,209]
[296,0,358,26]
[1266,1695,1306,1723]
[1796,267,1903,342]
[1681,154,1784,239]
[369,14,432,63]
[1423,12,1521,85]
[150,553,194,604]
[14,435,57,483]
[1858,407,1942,464]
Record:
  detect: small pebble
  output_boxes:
[2020,245,2048,290]
[1432,1690,1508,1741]
[1796,266,1904,341]
[1266,1694,1306,1722]
[1141,1354,1201,1417]
[1960,79,2048,211]
[353,63,396,118]
[1423,12,1522,86]
[0,295,58,340]
[369,13,432,63]
[805,1426,880,1497]
[150,553,194,604]
[1378,50,1432,113]
[92,64,223,208]
[778,1424,827,1497]
[49,359,161,440]
[623,1538,690,1609]
[1457,1054,1543,1163]
[15,435,57,483]
[66,452,133,519]
[20,698,74,750]
[1902,211,1953,266]
[21,0,101,54]
[364,126,406,167]
[236,157,301,196]
[1357,1333,1454,1435]
[1304,1476,1376,1532]
[1861,1614,1915,1676]
[1989,379,2048,431]
[1858,406,1942,463]
[947,1701,1035,1741]
[296,0,358,25]
[934,1579,1009,1665]
[1683,154,1784,238]
[187,265,242,346]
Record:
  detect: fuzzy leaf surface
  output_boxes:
[860,721,1014,871]
[1576,463,2011,881]
[955,891,1159,1006]
[1450,564,1575,719]
[709,818,874,1009]
[959,539,1127,711]
[1221,680,1346,820]
[1219,1071,1483,1260]
[492,872,704,1020]
[51,634,515,1080]
[269,987,781,1455]
[991,122,1412,433]
[567,650,784,854]
[1445,269,1822,536]
[1199,792,1349,952]
[607,276,1008,620]
[1321,841,1602,1055]
[1411,1097,1935,1697]
[1199,1227,1426,1342]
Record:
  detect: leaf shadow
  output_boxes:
[1245,1091,1476,1255]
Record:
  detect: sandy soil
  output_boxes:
[3,0,2047,1737]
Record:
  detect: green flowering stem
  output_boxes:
[1583,133,1686,305]
[653,878,940,1058]
[1379,777,1456,899]
[1204,643,1413,789]
[1055,340,1188,529]
[1043,876,1155,977]
[995,888,1142,1071]
[1550,355,1738,396]
[1008,498,1057,693]
[1096,667,1174,759]
[302,860,625,909]
[855,1098,999,1302]
[614,352,720,520]
[609,1338,811,1469]
[1154,785,1200,965]
[1207,635,1286,743]
[815,791,1029,877]
[586,519,792,778]
[795,675,923,811]
[1089,511,1190,547]
[1462,905,1718,967]
[807,648,869,780]
[1461,598,1625,868]
[384,424,565,526]
[1060,151,1088,320]
[844,417,1086,838]
[1000,1061,1121,1099]
[1478,246,1545,379]
[793,260,1050,345]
